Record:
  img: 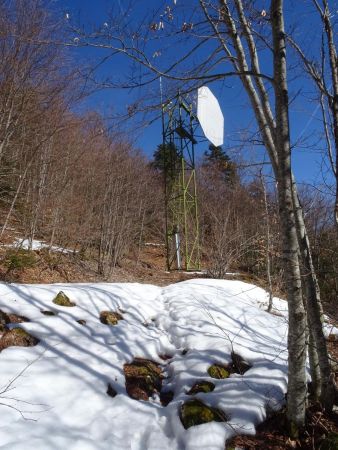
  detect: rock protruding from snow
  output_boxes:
[100,310,123,326]
[180,399,228,429]
[52,291,76,307]
[0,327,39,351]
[124,358,163,401]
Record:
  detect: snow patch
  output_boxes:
[0,279,289,449]
[6,238,75,254]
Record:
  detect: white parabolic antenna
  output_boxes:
[197,86,224,147]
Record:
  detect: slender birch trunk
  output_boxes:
[271,0,307,431]
[259,171,273,312]
[292,180,336,409]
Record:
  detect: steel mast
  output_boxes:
[162,93,200,271]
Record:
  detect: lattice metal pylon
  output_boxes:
[162,94,201,271]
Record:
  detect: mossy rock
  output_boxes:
[180,399,228,429]
[187,380,215,395]
[100,311,123,326]
[319,433,338,450]
[208,364,230,379]
[207,355,252,379]
[53,291,76,307]
[40,310,58,316]
[124,358,163,401]
[0,327,39,351]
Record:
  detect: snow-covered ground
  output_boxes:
[5,238,74,254]
[0,280,291,449]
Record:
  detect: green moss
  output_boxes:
[52,291,76,307]
[180,399,228,429]
[100,311,123,326]
[320,433,338,450]
[208,364,230,379]
[187,380,215,395]
[11,328,28,336]
[4,249,36,271]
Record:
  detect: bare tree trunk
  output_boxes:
[271,0,307,432]
[308,329,321,400]
[259,171,273,312]
[291,179,336,409]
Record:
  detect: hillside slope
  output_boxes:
[0,279,295,449]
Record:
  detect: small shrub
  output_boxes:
[4,249,36,271]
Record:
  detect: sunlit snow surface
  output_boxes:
[0,280,290,449]
[7,238,74,254]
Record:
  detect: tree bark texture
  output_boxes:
[271,0,307,430]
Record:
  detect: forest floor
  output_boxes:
[0,235,203,286]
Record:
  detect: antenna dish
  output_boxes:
[197,86,224,147]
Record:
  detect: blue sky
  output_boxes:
[53,0,333,187]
